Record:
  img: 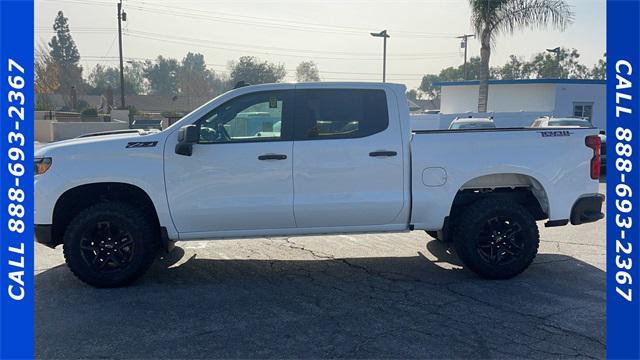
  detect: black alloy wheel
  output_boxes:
[79,221,136,274]
[476,216,524,266]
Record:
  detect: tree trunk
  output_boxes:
[478,28,491,113]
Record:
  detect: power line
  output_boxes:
[37,26,461,60]
[124,3,455,39]
[126,29,458,58]
[125,0,459,38]
[103,35,119,57]
[39,0,458,39]
[124,30,460,61]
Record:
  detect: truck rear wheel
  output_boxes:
[63,202,158,287]
[453,198,539,279]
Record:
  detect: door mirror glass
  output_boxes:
[175,125,199,156]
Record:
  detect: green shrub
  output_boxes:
[81,107,98,117]
[161,111,185,118]
[76,99,90,111]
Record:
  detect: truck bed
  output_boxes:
[409,127,601,230]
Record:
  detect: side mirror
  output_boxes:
[599,130,606,135]
[175,125,199,156]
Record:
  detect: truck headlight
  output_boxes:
[35,157,52,175]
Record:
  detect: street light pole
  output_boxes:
[457,34,475,80]
[370,30,390,82]
[117,0,126,108]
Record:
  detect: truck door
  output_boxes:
[292,88,405,228]
[164,89,296,235]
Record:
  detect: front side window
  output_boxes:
[573,103,593,120]
[197,91,290,144]
[294,89,389,140]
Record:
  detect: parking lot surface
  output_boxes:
[35,184,606,359]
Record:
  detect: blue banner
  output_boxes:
[0,0,34,359]
[607,0,640,359]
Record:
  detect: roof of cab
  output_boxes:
[232,81,405,90]
[452,117,495,124]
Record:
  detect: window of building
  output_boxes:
[573,102,594,120]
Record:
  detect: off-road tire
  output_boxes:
[453,198,539,279]
[63,202,158,287]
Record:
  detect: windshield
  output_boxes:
[450,122,496,129]
[548,119,592,127]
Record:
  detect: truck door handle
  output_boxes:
[369,151,397,157]
[258,154,287,160]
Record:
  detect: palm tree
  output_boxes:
[469,0,574,112]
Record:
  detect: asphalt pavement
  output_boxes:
[35,184,606,359]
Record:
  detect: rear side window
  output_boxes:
[294,89,389,140]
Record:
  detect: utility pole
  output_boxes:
[371,30,390,82]
[117,0,126,108]
[457,34,475,80]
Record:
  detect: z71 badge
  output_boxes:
[539,130,573,137]
[126,141,158,148]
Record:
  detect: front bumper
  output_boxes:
[570,194,605,225]
[35,225,57,248]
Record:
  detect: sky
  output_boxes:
[35,0,606,90]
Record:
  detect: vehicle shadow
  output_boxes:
[35,241,605,359]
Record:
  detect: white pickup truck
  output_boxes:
[35,82,604,287]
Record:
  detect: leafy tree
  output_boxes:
[35,44,60,110]
[452,57,483,78]
[87,61,146,96]
[419,74,445,99]
[126,61,147,94]
[229,56,286,85]
[209,73,233,95]
[527,47,588,79]
[493,48,602,80]
[296,61,320,82]
[468,0,573,112]
[178,52,212,96]
[421,49,606,100]
[495,55,532,80]
[406,89,421,102]
[144,56,179,95]
[419,57,488,100]
[87,64,117,92]
[177,52,225,102]
[590,53,606,80]
[175,52,230,107]
[48,11,83,96]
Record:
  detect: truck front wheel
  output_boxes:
[453,198,539,279]
[62,202,158,287]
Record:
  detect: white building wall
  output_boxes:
[553,83,606,130]
[439,81,606,130]
[440,84,557,113]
